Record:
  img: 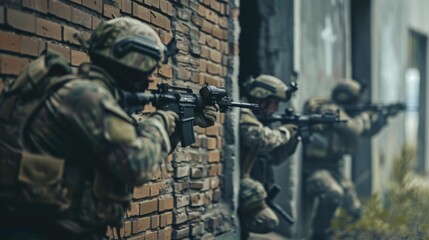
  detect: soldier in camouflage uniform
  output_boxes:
[302,79,399,240]
[0,17,216,240]
[238,75,300,239]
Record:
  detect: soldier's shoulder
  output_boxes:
[240,108,262,126]
[304,97,332,113]
[59,76,114,106]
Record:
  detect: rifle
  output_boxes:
[266,184,295,225]
[343,102,407,117]
[120,83,259,147]
[257,108,346,143]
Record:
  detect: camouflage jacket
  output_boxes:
[303,97,382,165]
[23,63,171,231]
[239,108,294,179]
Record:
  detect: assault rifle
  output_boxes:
[120,83,259,147]
[343,102,407,117]
[257,108,346,143]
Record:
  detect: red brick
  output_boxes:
[132,217,150,234]
[127,202,140,217]
[174,211,188,224]
[167,1,173,16]
[174,166,189,178]
[210,0,221,12]
[209,49,222,63]
[205,8,218,24]
[63,25,80,45]
[151,215,159,229]
[173,226,189,239]
[208,150,220,163]
[206,124,222,136]
[48,43,70,63]
[210,176,220,189]
[48,0,72,21]
[0,31,20,53]
[124,221,132,237]
[132,2,150,22]
[159,0,168,14]
[158,226,172,240]
[150,10,169,30]
[150,182,163,197]
[72,8,92,29]
[219,16,228,29]
[0,79,4,93]
[206,137,217,150]
[71,50,90,66]
[36,18,61,41]
[92,16,102,30]
[174,194,189,208]
[212,25,223,39]
[128,236,144,240]
[23,0,48,13]
[0,55,30,75]
[208,164,218,176]
[71,0,82,3]
[151,0,160,9]
[159,30,173,45]
[158,196,173,211]
[191,13,203,27]
[144,231,158,240]
[103,3,120,18]
[160,212,173,227]
[133,184,150,199]
[7,8,35,33]
[121,0,132,14]
[158,64,172,78]
[176,22,190,35]
[190,179,210,191]
[82,0,103,13]
[140,198,158,215]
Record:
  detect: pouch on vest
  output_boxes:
[0,49,73,213]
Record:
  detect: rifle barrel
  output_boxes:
[230,102,259,110]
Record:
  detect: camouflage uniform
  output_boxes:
[303,79,387,240]
[0,18,180,240]
[238,75,299,237]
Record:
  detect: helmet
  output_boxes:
[88,17,167,73]
[243,75,295,101]
[332,79,361,104]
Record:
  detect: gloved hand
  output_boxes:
[194,105,218,128]
[282,124,300,157]
[150,110,179,136]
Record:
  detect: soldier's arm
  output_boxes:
[58,81,170,185]
[319,104,371,136]
[240,109,292,153]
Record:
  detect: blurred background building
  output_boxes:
[239,0,428,238]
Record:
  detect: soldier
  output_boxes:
[238,75,300,239]
[302,79,401,240]
[0,17,216,239]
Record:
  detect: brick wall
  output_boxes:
[0,0,238,239]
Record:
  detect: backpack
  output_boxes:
[0,50,76,214]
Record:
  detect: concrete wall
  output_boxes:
[293,0,350,237]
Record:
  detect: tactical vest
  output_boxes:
[0,51,132,236]
[303,98,359,161]
[0,50,77,215]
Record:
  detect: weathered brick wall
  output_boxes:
[0,0,238,239]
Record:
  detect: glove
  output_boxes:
[281,124,300,157]
[282,124,299,139]
[194,105,218,128]
[150,110,179,136]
